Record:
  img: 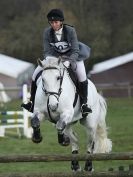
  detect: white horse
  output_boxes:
[31,56,112,171]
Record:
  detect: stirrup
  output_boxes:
[81,104,92,117]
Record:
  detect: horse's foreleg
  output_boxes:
[56,110,74,133]
[56,109,75,146]
[57,131,70,146]
[31,113,42,143]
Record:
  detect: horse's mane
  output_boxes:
[44,56,61,68]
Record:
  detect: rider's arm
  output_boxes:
[69,27,79,61]
[43,28,53,58]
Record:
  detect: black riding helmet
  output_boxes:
[47,9,64,21]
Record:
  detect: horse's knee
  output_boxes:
[31,114,40,129]
[56,119,66,131]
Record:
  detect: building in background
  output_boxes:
[0,54,35,99]
[89,52,133,97]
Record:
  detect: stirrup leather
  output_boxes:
[21,101,33,112]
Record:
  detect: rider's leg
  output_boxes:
[21,66,42,113]
[71,61,92,117]
[79,80,92,116]
[21,81,36,112]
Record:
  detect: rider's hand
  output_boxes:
[63,61,70,68]
[61,55,69,61]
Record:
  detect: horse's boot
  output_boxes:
[84,151,94,172]
[71,150,81,172]
[58,131,70,146]
[21,81,37,113]
[84,159,93,171]
[79,80,92,118]
[31,115,42,143]
[32,128,42,143]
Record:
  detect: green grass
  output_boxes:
[0,98,133,174]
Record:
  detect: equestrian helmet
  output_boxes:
[47,9,64,21]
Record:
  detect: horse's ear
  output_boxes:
[37,58,43,67]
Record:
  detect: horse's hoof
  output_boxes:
[59,140,70,146]
[60,135,70,146]
[32,135,43,144]
[32,128,42,143]
[84,160,94,172]
[71,160,81,172]
[58,133,70,146]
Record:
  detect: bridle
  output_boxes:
[42,66,65,97]
[41,66,65,123]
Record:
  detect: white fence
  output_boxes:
[0,84,32,138]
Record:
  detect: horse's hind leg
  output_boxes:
[84,135,94,172]
[84,151,94,172]
[31,113,42,143]
[71,150,81,172]
[80,118,95,172]
[64,126,81,172]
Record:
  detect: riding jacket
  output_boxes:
[43,24,91,61]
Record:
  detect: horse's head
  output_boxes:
[38,56,65,111]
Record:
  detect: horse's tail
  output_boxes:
[94,94,112,153]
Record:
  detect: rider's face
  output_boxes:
[49,21,62,31]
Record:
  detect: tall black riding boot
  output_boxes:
[79,80,92,118]
[21,81,37,113]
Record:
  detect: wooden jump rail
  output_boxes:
[0,152,133,177]
[0,171,133,177]
[0,152,133,163]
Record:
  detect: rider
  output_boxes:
[21,8,92,117]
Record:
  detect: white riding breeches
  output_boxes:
[32,60,87,83]
[71,60,87,82]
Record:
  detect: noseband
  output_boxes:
[41,66,65,123]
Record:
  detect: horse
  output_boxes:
[31,56,112,171]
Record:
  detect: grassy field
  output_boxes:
[0,98,133,174]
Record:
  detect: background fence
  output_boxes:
[96,82,133,98]
[1,84,133,100]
